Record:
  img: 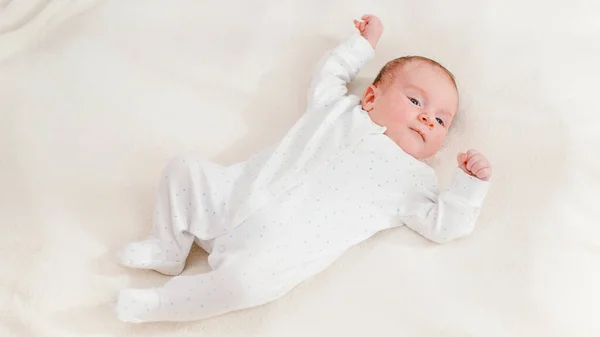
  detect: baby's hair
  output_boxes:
[372,56,457,93]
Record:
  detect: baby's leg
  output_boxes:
[117,156,237,275]
[116,261,290,323]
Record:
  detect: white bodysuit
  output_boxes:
[115,34,490,323]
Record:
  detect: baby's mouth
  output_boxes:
[409,127,425,142]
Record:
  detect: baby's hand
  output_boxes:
[353,14,383,49]
[457,149,492,181]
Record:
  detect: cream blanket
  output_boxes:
[1,0,598,336]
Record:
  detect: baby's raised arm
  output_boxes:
[305,15,383,110]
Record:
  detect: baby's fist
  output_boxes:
[457,149,492,181]
[353,14,383,49]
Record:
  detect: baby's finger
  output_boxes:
[362,14,372,21]
[474,167,492,181]
[456,153,467,166]
[466,154,484,172]
[466,149,479,160]
[458,165,471,177]
[469,160,487,175]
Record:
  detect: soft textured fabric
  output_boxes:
[1,1,599,336]
[115,34,489,323]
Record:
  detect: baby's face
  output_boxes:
[362,60,459,159]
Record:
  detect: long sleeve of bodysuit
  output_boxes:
[306,33,375,110]
[403,168,491,244]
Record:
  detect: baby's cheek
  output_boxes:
[430,131,447,148]
[387,107,408,124]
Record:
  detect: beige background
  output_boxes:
[1,0,599,336]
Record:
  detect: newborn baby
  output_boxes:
[115,14,492,323]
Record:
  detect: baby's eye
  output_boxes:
[409,98,421,106]
[436,117,445,126]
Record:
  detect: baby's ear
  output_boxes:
[361,85,377,111]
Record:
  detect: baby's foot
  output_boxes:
[116,239,185,276]
[115,288,161,323]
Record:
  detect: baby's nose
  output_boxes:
[419,115,434,129]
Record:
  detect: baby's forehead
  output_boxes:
[395,60,448,81]
[394,61,456,92]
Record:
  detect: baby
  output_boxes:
[115,14,492,323]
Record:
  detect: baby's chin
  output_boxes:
[386,129,440,160]
[396,138,437,160]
